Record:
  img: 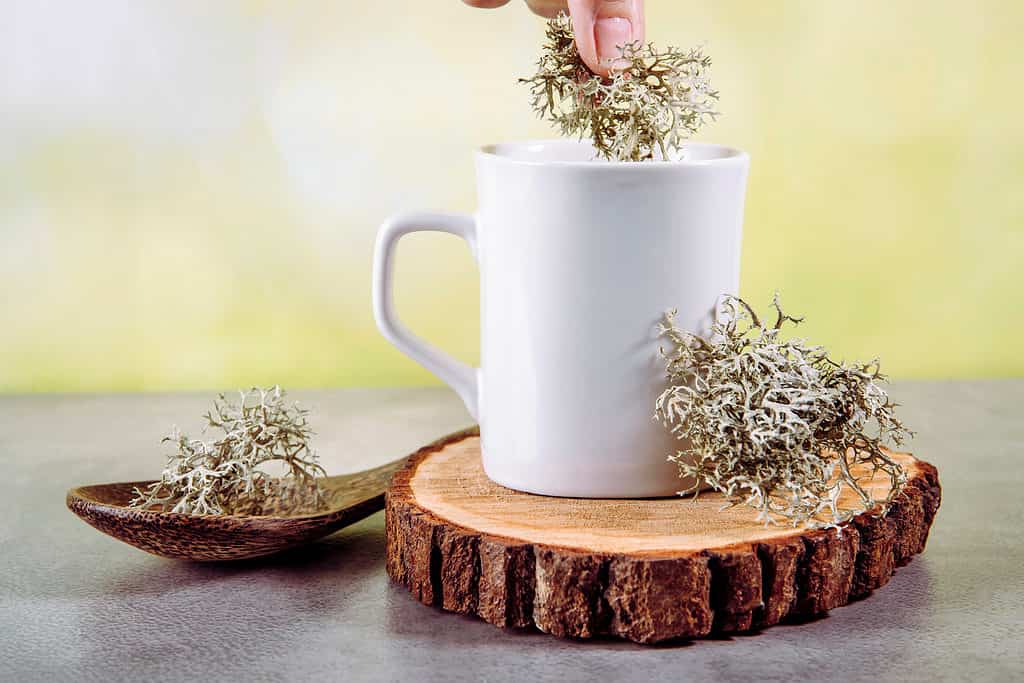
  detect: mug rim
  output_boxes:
[477,139,748,168]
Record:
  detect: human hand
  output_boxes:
[462,0,645,77]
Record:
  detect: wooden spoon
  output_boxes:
[65,429,478,561]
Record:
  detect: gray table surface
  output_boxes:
[1,382,1022,682]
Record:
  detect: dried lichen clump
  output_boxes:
[130,386,326,516]
[655,295,911,527]
[520,13,719,161]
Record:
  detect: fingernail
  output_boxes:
[595,17,633,67]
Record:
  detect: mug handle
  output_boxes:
[372,211,480,421]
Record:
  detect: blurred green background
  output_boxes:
[1,1,1021,393]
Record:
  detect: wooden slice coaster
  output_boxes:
[385,428,941,644]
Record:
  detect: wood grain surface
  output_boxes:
[386,428,941,644]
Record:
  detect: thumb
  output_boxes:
[567,0,645,77]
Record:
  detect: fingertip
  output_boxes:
[567,0,644,77]
[594,17,632,71]
[567,2,603,76]
[632,0,645,45]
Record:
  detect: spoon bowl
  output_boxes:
[65,429,476,561]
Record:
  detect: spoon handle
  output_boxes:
[328,455,414,503]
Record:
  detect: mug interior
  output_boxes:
[480,139,744,165]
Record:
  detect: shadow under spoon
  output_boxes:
[66,455,414,561]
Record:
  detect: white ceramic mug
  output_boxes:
[373,140,749,497]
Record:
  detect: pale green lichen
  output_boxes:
[655,295,910,527]
[521,13,719,161]
[130,386,326,516]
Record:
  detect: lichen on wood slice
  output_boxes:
[656,294,911,528]
[129,386,326,516]
[520,13,719,162]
